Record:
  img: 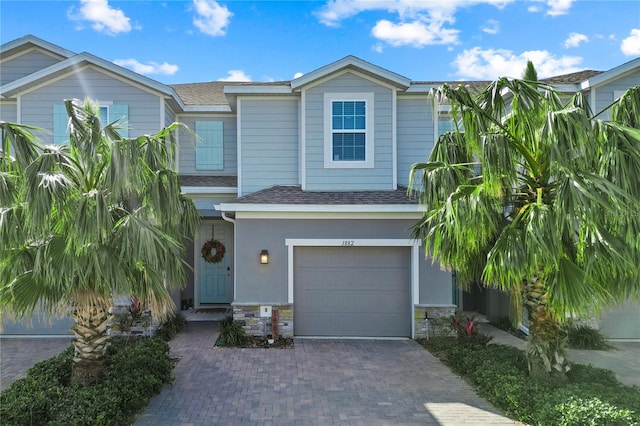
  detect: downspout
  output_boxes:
[220,211,237,310]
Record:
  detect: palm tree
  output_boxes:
[0,99,200,386]
[410,79,640,382]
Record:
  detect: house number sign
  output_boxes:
[341,240,355,246]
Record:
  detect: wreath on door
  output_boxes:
[201,239,225,263]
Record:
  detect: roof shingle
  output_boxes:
[231,185,419,205]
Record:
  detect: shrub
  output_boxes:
[420,337,640,425]
[449,313,493,346]
[155,311,187,341]
[566,323,613,350]
[0,338,173,425]
[539,396,639,426]
[218,315,248,346]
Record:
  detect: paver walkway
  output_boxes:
[0,336,72,391]
[135,321,516,425]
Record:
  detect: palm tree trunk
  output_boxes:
[523,277,569,383]
[69,299,110,386]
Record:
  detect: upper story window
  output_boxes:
[324,93,374,169]
[53,102,128,144]
[437,104,454,136]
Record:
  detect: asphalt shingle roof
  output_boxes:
[170,81,290,105]
[169,71,603,106]
[231,185,419,205]
[179,175,237,187]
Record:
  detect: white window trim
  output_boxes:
[324,92,374,169]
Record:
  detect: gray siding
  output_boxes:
[239,98,299,195]
[304,72,394,191]
[0,49,61,85]
[164,102,175,128]
[0,101,17,122]
[593,70,640,119]
[20,68,162,141]
[178,115,237,176]
[397,97,434,187]
[234,218,452,304]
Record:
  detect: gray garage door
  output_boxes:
[294,246,411,337]
[598,299,640,340]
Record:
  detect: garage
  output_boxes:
[294,246,411,337]
[598,299,640,340]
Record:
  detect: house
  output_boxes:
[1,35,638,340]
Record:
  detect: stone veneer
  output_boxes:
[414,305,456,338]
[107,305,157,337]
[232,304,294,338]
[234,303,454,339]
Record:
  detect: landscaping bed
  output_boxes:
[0,314,186,426]
[418,336,640,425]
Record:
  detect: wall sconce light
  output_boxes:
[260,250,269,264]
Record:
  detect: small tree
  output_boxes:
[0,99,200,385]
[410,80,640,382]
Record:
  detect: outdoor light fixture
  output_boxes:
[260,250,269,264]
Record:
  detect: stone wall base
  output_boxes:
[107,305,157,337]
[414,305,456,339]
[232,304,293,338]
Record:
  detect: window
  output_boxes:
[332,101,366,161]
[195,121,224,170]
[53,102,128,144]
[437,104,454,137]
[324,93,374,168]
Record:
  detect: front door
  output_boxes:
[198,221,233,304]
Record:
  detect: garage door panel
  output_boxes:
[294,246,411,337]
[296,313,407,337]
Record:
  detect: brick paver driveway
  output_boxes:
[135,322,515,425]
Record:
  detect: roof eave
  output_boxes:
[0,35,76,60]
[0,52,176,98]
[216,203,424,213]
[581,57,640,89]
[223,85,292,95]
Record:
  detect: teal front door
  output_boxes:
[198,221,233,304]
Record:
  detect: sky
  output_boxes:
[1,0,639,85]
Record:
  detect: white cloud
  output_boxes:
[371,19,459,47]
[218,70,251,82]
[564,32,588,48]
[315,0,513,48]
[113,59,179,76]
[453,47,583,79]
[192,0,232,37]
[546,0,574,16]
[481,19,500,35]
[621,28,640,56]
[293,72,304,79]
[68,0,132,35]
[528,0,575,16]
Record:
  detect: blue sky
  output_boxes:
[1,0,639,85]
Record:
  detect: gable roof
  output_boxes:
[0,51,176,99]
[580,57,640,89]
[0,35,75,61]
[291,55,411,90]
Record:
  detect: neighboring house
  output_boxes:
[1,35,638,339]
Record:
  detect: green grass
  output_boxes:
[418,336,640,425]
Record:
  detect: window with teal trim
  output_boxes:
[331,100,366,161]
